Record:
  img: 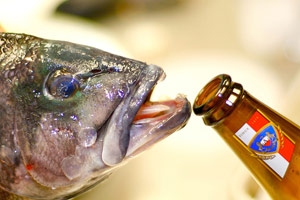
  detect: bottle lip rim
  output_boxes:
[193,74,231,115]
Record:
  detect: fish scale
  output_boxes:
[0,34,37,82]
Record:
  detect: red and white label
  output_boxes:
[235,111,295,178]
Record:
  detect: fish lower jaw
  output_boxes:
[125,94,191,157]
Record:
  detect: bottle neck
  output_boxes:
[193,74,244,126]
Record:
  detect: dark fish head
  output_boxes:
[0,33,191,199]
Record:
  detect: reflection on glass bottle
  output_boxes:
[193,74,300,200]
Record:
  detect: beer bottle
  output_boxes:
[193,74,300,200]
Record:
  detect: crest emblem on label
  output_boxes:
[249,124,279,155]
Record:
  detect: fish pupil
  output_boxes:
[57,80,77,97]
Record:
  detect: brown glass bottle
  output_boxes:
[193,74,300,200]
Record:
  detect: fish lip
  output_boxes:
[126,95,191,157]
[101,65,165,166]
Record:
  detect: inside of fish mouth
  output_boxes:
[133,86,175,124]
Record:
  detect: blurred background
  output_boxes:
[2,0,300,199]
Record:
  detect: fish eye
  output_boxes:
[46,71,80,98]
[51,77,80,98]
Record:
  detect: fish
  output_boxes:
[0,32,191,199]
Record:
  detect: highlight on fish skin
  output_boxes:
[0,32,191,199]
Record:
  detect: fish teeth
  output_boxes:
[138,104,170,115]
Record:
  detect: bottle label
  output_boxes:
[234,110,295,179]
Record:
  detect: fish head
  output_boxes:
[0,33,191,199]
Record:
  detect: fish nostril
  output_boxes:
[77,69,103,79]
[108,68,115,73]
[90,69,103,74]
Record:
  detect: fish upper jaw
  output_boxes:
[101,65,165,166]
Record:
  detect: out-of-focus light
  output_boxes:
[237,0,298,56]
[284,31,300,63]
[122,21,169,60]
[0,0,127,57]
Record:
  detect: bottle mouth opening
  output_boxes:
[193,74,231,115]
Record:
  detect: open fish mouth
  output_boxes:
[101,65,191,166]
[128,94,190,155]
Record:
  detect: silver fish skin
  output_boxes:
[0,33,191,200]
